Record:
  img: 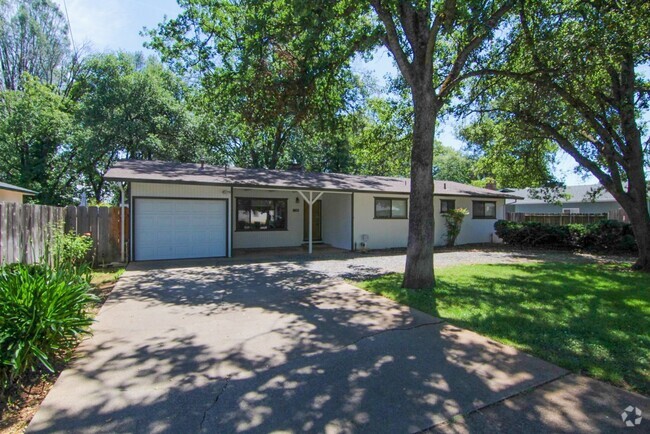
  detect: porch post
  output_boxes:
[297,190,324,255]
[308,191,313,254]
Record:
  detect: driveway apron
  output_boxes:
[28,259,566,433]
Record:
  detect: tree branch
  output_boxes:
[437,0,515,99]
[370,0,413,85]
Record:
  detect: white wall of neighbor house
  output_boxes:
[506,201,621,215]
[0,190,28,203]
[353,193,505,250]
[321,192,352,250]
[232,188,304,249]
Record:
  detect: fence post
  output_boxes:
[0,202,5,264]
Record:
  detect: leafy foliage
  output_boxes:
[50,224,94,268]
[71,53,199,201]
[443,208,469,247]
[0,0,72,91]
[464,0,650,269]
[350,97,411,177]
[494,220,637,252]
[459,117,557,188]
[0,263,96,400]
[147,0,375,170]
[0,74,77,204]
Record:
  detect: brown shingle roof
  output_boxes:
[104,160,522,199]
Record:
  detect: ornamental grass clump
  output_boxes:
[0,264,97,401]
[0,228,96,403]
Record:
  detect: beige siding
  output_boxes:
[131,182,230,199]
[233,189,303,249]
[433,196,505,246]
[321,193,352,250]
[0,190,27,203]
[353,193,410,250]
[353,193,505,250]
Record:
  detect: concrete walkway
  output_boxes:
[28,259,647,433]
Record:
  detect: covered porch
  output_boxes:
[231,187,353,255]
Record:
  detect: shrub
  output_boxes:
[0,263,97,400]
[50,224,94,268]
[581,219,637,252]
[494,220,569,247]
[443,208,469,247]
[494,219,637,252]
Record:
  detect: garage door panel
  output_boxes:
[134,198,227,261]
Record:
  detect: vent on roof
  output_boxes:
[288,162,304,172]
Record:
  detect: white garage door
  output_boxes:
[134,198,227,261]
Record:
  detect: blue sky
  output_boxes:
[53,0,593,185]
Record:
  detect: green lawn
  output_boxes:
[356,262,650,395]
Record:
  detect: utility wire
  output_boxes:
[62,0,76,53]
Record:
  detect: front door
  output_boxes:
[303,200,322,242]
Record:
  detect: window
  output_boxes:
[562,208,580,215]
[236,198,287,231]
[440,199,455,213]
[473,201,497,219]
[374,198,408,219]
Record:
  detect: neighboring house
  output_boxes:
[505,184,622,216]
[0,181,37,203]
[104,160,521,261]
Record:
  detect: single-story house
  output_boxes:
[0,181,37,203]
[505,184,623,217]
[104,160,522,261]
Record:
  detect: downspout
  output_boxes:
[119,183,126,263]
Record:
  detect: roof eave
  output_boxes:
[0,186,37,195]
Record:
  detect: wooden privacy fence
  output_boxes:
[0,203,129,266]
[507,212,609,225]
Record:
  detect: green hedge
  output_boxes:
[0,263,97,401]
[494,219,637,252]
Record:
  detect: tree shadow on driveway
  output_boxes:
[28,260,566,433]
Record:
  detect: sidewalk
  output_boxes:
[433,373,649,433]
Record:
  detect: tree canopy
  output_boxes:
[463,0,650,270]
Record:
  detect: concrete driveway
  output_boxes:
[29,259,569,433]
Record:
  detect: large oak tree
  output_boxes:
[368,0,514,287]
[465,0,650,271]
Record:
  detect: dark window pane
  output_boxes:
[485,202,496,218]
[391,199,407,218]
[237,198,287,230]
[375,199,391,218]
[441,200,455,213]
[473,201,496,219]
[473,201,484,217]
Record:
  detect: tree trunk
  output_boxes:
[402,86,437,289]
[607,174,650,272]
[630,215,650,272]
[621,195,650,272]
